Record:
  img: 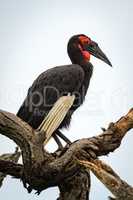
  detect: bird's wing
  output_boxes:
[17,64,84,126]
[31,64,84,93]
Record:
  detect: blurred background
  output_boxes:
[0,0,133,199]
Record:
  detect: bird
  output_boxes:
[17,34,112,149]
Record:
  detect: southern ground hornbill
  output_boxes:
[17,34,112,149]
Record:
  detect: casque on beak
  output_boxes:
[84,41,112,67]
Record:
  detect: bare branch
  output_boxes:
[0,110,35,170]
[79,159,133,200]
[0,96,75,174]
[53,108,133,168]
[88,108,133,157]
[0,106,132,199]
[0,160,23,179]
[0,147,21,187]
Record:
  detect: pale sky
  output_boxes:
[0,0,133,199]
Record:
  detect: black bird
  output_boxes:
[17,34,112,149]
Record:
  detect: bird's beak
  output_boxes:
[84,41,112,67]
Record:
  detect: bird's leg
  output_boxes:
[56,130,71,145]
[53,134,63,150]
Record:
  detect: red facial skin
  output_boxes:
[78,36,91,61]
[79,35,91,44]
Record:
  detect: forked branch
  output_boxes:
[0,100,132,199]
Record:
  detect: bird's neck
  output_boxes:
[68,49,93,80]
[80,60,93,85]
[70,53,93,77]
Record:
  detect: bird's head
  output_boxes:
[67,34,112,66]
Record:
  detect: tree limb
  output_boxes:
[0,147,21,187]
[0,160,23,179]
[0,102,132,199]
[79,159,133,200]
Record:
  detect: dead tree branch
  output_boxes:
[0,99,132,199]
[0,147,21,187]
[79,159,133,200]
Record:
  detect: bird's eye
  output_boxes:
[89,42,98,49]
[88,43,95,50]
[89,44,93,48]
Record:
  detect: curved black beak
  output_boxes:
[84,41,112,67]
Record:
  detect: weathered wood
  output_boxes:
[0,147,21,187]
[58,170,90,200]
[0,106,132,199]
[0,160,23,179]
[79,159,133,200]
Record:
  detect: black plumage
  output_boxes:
[17,34,111,146]
[17,63,93,129]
